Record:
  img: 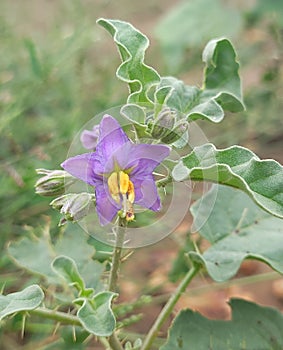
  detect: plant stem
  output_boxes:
[108,217,127,350]
[108,217,126,291]
[31,307,81,326]
[141,264,200,350]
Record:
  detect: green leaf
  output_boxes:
[52,256,93,297]
[190,185,283,281]
[0,285,44,320]
[157,36,245,124]
[97,18,160,104]
[159,77,225,123]
[8,235,56,281]
[155,0,243,70]
[8,226,104,290]
[161,298,283,350]
[173,143,283,218]
[202,38,244,112]
[120,104,146,125]
[77,292,117,337]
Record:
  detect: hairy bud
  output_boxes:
[151,108,176,139]
[35,169,76,197]
[50,192,96,225]
[161,120,189,144]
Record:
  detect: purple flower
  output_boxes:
[80,125,100,150]
[61,115,170,226]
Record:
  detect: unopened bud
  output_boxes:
[50,192,96,225]
[161,120,188,144]
[35,169,76,197]
[80,125,100,150]
[151,108,176,139]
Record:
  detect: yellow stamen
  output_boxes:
[108,172,120,203]
[119,171,130,194]
[107,170,136,220]
[127,180,135,203]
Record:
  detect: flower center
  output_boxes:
[107,171,135,221]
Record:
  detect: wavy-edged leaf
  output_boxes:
[161,299,283,350]
[97,18,160,104]
[78,291,116,337]
[173,143,283,218]
[0,285,44,320]
[190,185,283,281]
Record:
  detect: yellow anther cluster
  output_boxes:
[108,171,135,221]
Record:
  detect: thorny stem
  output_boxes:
[108,217,127,350]
[108,217,126,291]
[31,308,81,326]
[141,264,200,350]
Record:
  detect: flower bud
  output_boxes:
[50,192,96,225]
[161,120,188,144]
[151,108,176,139]
[35,169,76,197]
[80,125,100,150]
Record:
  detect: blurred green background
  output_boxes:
[0,0,282,348]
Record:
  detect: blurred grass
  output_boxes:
[0,0,282,348]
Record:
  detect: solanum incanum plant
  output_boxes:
[3,19,283,350]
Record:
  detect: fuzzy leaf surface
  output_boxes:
[8,227,104,290]
[0,285,44,320]
[78,292,116,336]
[97,18,160,104]
[157,38,244,123]
[161,299,283,350]
[173,143,283,218]
[190,185,283,281]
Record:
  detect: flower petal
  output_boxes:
[61,153,97,185]
[126,144,170,176]
[133,176,161,211]
[95,183,121,226]
[96,115,129,162]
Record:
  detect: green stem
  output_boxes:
[141,264,200,350]
[108,218,126,291]
[108,217,127,350]
[30,307,81,326]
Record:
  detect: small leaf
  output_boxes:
[78,292,117,337]
[97,18,160,104]
[120,104,146,125]
[0,285,44,320]
[173,143,283,218]
[190,185,283,281]
[157,76,221,123]
[52,256,92,296]
[161,299,283,350]
[161,37,244,122]
[202,38,244,112]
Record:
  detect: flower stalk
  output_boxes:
[108,217,127,350]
